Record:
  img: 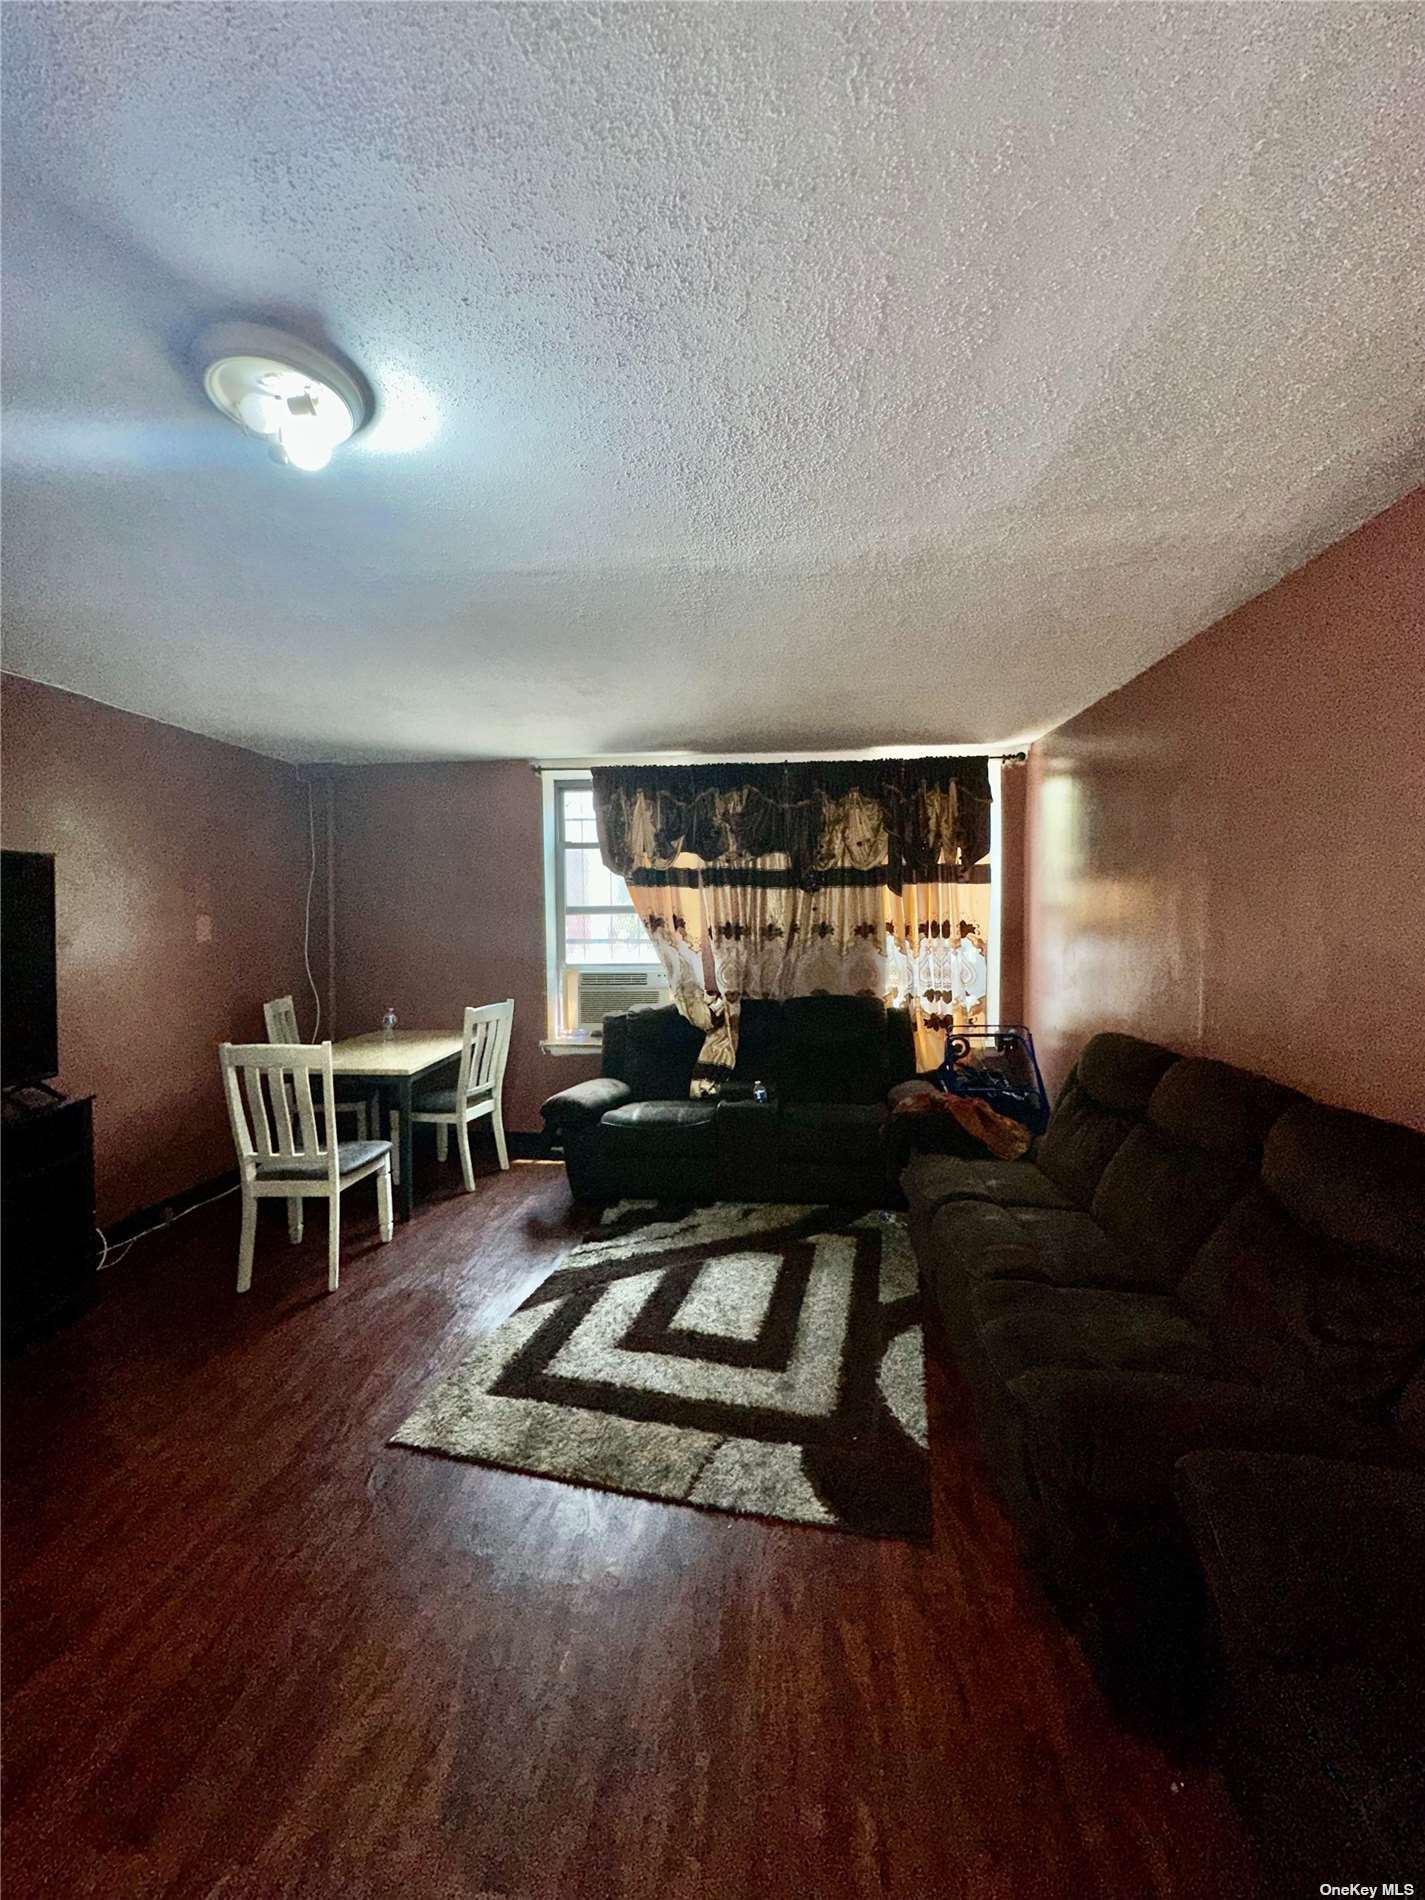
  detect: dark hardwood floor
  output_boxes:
[2,1156,1262,1900]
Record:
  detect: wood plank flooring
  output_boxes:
[2,1157,1262,1900]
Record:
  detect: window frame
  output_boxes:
[540,773,654,1051]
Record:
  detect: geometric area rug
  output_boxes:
[392,1201,930,1542]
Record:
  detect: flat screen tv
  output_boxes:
[2,850,59,1087]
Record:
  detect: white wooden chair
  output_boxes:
[220,1041,393,1293]
[263,995,370,1139]
[408,1000,514,1193]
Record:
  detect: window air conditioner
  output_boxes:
[569,968,671,1037]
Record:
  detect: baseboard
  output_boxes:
[103,1168,241,1245]
[106,1130,554,1241]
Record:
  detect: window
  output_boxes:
[554,783,655,968]
[539,761,1002,1050]
[542,778,659,1047]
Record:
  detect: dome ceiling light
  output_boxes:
[200,324,370,472]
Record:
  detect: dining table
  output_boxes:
[329,1029,463,1222]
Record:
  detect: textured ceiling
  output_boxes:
[3,2,1423,764]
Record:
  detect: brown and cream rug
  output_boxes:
[393,1202,930,1541]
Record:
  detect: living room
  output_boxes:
[2,6,1422,1897]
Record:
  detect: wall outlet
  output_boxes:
[195,914,212,944]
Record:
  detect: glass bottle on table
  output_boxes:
[381,1007,398,1038]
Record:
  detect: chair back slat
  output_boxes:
[267,1061,299,1154]
[291,1064,322,1153]
[459,1000,514,1101]
[264,995,301,1044]
[243,1064,278,1158]
[220,1043,339,1179]
[221,1056,257,1164]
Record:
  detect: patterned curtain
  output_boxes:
[592,758,992,1091]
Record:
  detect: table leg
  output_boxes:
[397,1077,415,1222]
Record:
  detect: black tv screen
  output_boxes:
[2,850,59,1087]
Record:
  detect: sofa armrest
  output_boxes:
[887,1078,940,1109]
[1014,1369,1396,1512]
[1011,1368,1399,1615]
[540,1077,633,1128]
[1175,1449,1425,1668]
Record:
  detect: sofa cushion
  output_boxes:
[965,1161,1076,1210]
[1175,1451,1425,1669]
[541,1076,633,1128]
[886,1005,918,1087]
[926,1197,1170,1294]
[599,1099,718,1156]
[620,1005,705,1101]
[902,1151,1075,1219]
[733,996,912,1099]
[1090,1058,1300,1287]
[1147,1057,1302,1155]
[1027,1077,1129,1208]
[1263,1102,1425,1264]
[1034,1033,1179,1208]
[776,995,892,1105]
[888,1077,940,1110]
[971,1281,1219,1386]
[1077,1033,1185,1117]
[1175,1104,1425,1412]
[1013,1368,1399,1517]
[1179,1188,1425,1412]
[732,997,785,1088]
[778,1101,885,1165]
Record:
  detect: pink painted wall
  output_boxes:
[1,675,318,1222]
[330,762,598,1133]
[1024,487,1425,1131]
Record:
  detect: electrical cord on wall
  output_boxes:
[95,780,323,1275]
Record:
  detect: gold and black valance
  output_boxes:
[592,756,991,892]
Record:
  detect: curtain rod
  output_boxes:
[531,750,1028,773]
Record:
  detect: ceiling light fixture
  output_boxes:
[200,324,370,473]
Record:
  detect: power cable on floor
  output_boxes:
[95,1185,239,1272]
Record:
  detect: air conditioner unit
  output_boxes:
[568,968,670,1037]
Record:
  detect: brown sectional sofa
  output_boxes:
[902,1031,1425,1735]
[1175,1449,1425,1888]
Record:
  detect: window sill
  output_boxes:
[540,1038,604,1058]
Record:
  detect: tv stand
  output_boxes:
[3,1079,67,1113]
[2,1091,97,1351]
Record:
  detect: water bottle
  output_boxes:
[381,1007,398,1037]
[752,1078,769,1105]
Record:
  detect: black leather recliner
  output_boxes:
[541,995,920,1204]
